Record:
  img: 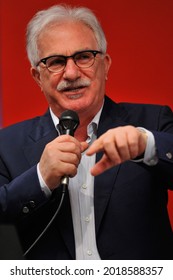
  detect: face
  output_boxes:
[31,21,111,121]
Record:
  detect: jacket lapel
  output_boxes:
[94,96,129,234]
[23,110,58,166]
[56,190,76,259]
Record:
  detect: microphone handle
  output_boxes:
[59,129,73,188]
[61,176,69,189]
[61,128,74,136]
[60,129,73,188]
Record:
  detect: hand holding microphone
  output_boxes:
[39,110,87,191]
[58,110,80,188]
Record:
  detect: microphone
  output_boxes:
[58,110,80,188]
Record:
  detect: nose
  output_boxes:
[63,58,81,80]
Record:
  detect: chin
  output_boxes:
[65,98,91,111]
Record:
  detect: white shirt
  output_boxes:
[68,118,100,259]
[39,107,102,259]
[37,106,158,259]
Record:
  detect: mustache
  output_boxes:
[57,79,91,92]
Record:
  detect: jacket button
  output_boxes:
[29,201,35,208]
[166,152,173,159]
[22,206,29,214]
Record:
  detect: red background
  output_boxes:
[1,0,173,226]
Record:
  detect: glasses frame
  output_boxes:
[36,50,103,73]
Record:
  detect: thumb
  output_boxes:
[80,141,89,153]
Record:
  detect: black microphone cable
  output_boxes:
[23,110,79,257]
[23,184,66,257]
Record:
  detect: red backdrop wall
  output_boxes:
[1,0,173,226]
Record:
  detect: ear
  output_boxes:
[30,67,43,90]
[104,54,112,80]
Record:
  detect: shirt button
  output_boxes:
[166,152,173,159]
[85,216,90,222]
[149,159,156,165]
[87,250,92,256]
[82,184,87,189]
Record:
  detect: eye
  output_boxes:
[75,52,92,63]
[47,56,66,67]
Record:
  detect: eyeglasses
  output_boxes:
[36,50,102,73]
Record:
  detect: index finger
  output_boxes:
[86,137,103,156]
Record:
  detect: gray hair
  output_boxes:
[26,4,107,66]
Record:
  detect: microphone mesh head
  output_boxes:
[59,110,80,134]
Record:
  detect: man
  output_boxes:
[0,4,173,260]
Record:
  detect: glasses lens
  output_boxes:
[46,56,66,72]
[75,51,94,68]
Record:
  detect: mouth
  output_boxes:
[64,86,85,99]
[63,85,86,92]
[59,84,88,100]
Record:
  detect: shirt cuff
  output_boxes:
[134,127,158,166]
[37,163,52,197]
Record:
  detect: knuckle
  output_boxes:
[70,165,78,177]
[69,142,76,150]
[45,142,54,154]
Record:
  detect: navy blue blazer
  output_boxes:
[0,96,173,259]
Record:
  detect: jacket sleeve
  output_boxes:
[152,130,173,189]
[151,105,173,189]
[0,164,49,222]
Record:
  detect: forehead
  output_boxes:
[37,21,98,57]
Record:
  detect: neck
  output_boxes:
[74,127,87,142]
[74,112,96,142]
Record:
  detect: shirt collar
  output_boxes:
[49,102,103,141]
